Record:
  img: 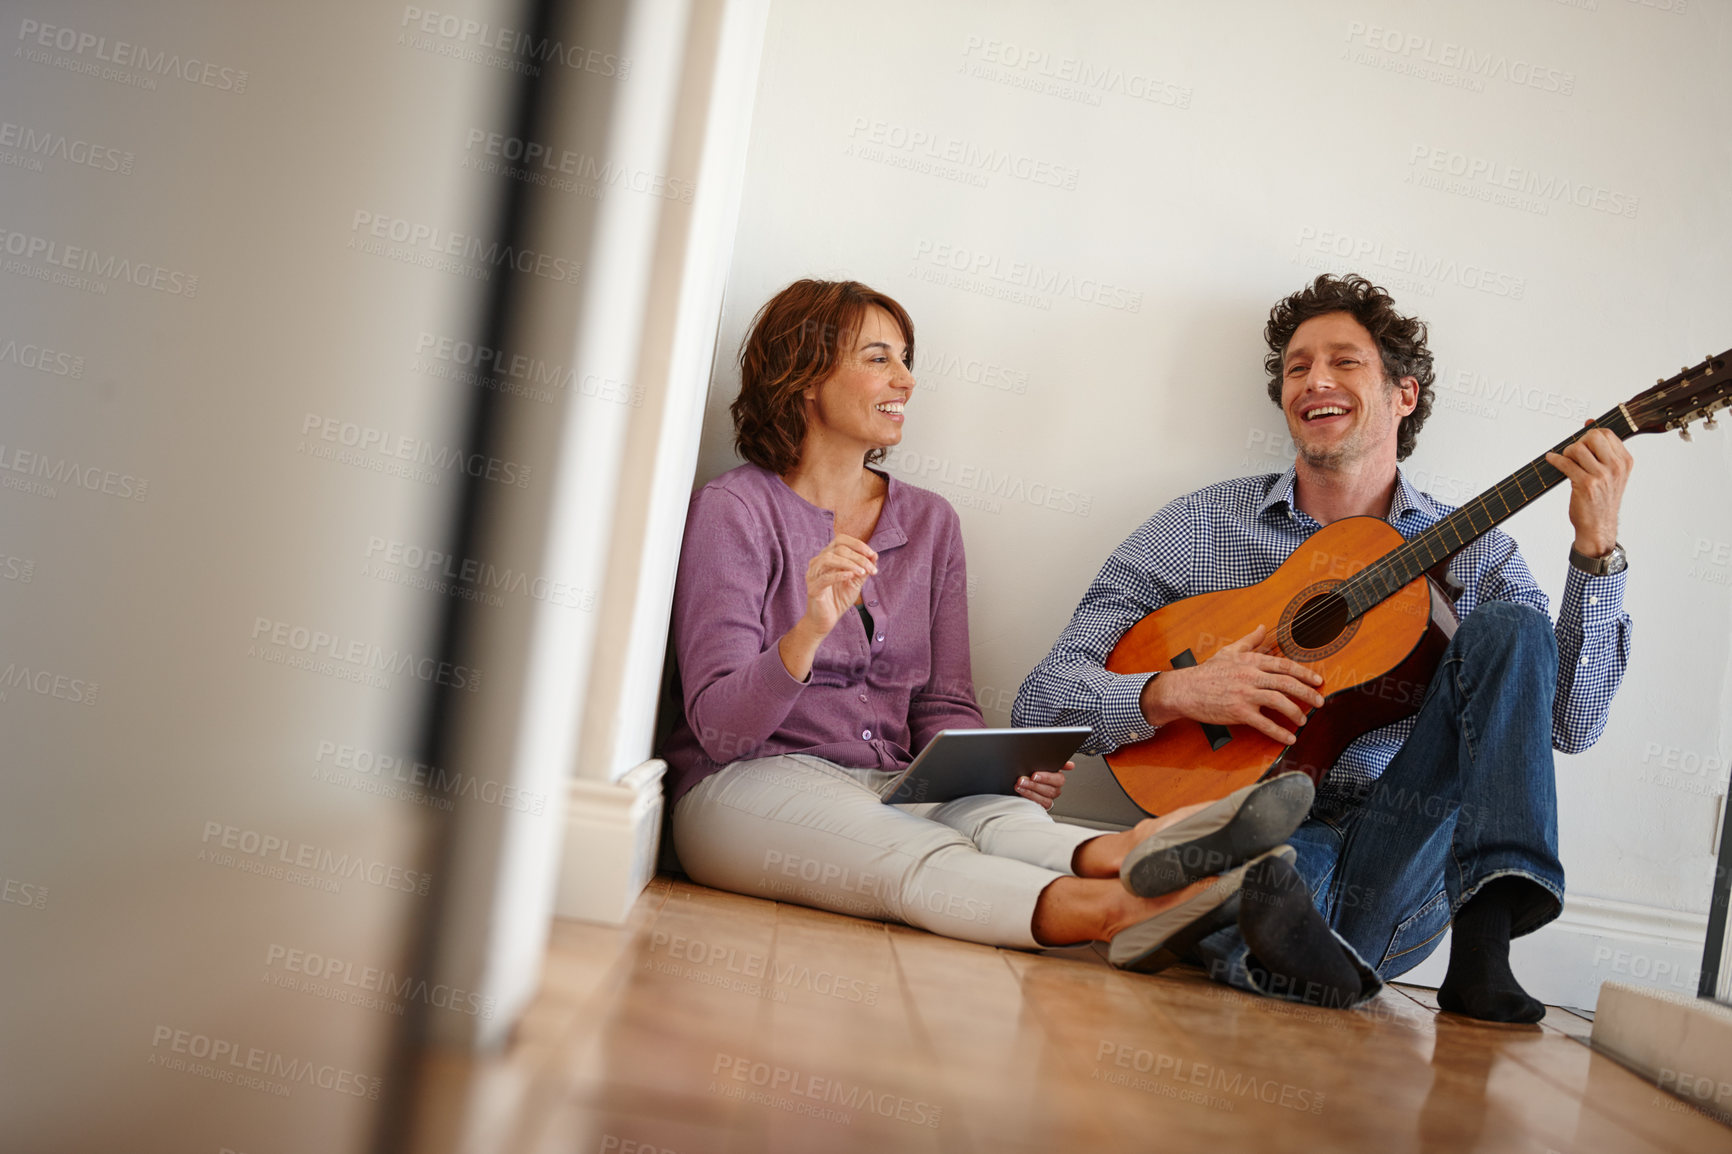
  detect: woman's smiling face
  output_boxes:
[801,305,916,455]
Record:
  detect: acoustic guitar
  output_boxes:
[1104,349,1732,815]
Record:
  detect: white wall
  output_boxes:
[700,0,1732,1006]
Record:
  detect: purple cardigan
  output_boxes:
[661,463,984,804]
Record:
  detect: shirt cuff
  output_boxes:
[1561,565,1627,630]
[1097,670,1162,750]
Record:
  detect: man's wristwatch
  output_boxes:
[1569,542,1627,575]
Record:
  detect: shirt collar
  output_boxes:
[1257,465,1442,526]
[1256,466,1304,522]
[1389,468,1444,524]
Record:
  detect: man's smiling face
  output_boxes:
[1279,311,1417,473]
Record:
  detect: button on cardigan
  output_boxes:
[661,463,984,804]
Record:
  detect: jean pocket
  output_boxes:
[1381,887,1452,974]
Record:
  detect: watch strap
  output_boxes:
[1569,542,1626,575]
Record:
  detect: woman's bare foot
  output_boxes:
[1031,874,1216,946]
[1070,802,1212,879]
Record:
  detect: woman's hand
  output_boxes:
[802,533,878,634]
[776,533,877,682]
[1016,762,1074,811]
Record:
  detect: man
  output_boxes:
[1013,274,1633,1022]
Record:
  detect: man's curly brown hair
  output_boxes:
[731,279,915,475]
[1262,274,1435,462]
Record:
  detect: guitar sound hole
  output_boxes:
[1290,591,1350,650]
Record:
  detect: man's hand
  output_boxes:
[1015,762,1073,810]
[1139,625,1325,745]
[1545,425,1633,558]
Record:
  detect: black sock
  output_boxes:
[1238,855,1364,1009]
[1437,877,1545,1023]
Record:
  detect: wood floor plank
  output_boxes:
[747,902,953,1153]
[886,927,1136,1154]
[404,878,1732,1154]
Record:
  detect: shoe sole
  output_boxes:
[1109,846,1295,974]
[1122,772,1314,898]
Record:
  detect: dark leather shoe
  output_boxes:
[1109,846,1296,973]
[1121,772,1314,898]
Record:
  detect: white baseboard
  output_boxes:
[1592,982,1732,1125]
[553,759,666,926]
[1397,892,1709,1009]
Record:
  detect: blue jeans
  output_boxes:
[1192,600,1566,1006]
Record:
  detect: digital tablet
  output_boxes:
[879,727,1092,805]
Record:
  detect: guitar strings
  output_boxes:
[1282,439,1589,642]
[1281,385,1717,642]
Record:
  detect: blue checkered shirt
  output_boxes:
[1012,467,1632,807]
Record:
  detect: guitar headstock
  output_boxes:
[1625,349,1732,440]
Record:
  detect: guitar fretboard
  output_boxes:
[1338,404,1633,620]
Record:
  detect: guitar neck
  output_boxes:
[1338,403,1636,619]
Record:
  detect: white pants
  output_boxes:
[672,754,1102,949]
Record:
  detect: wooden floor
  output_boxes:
[406,876,1732,1154]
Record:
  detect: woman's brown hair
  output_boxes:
[731,279,915,474]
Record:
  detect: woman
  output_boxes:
[662,279,1312,967]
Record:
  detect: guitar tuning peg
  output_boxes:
[1680,426,1693,442]
[1707,414,1720,430]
